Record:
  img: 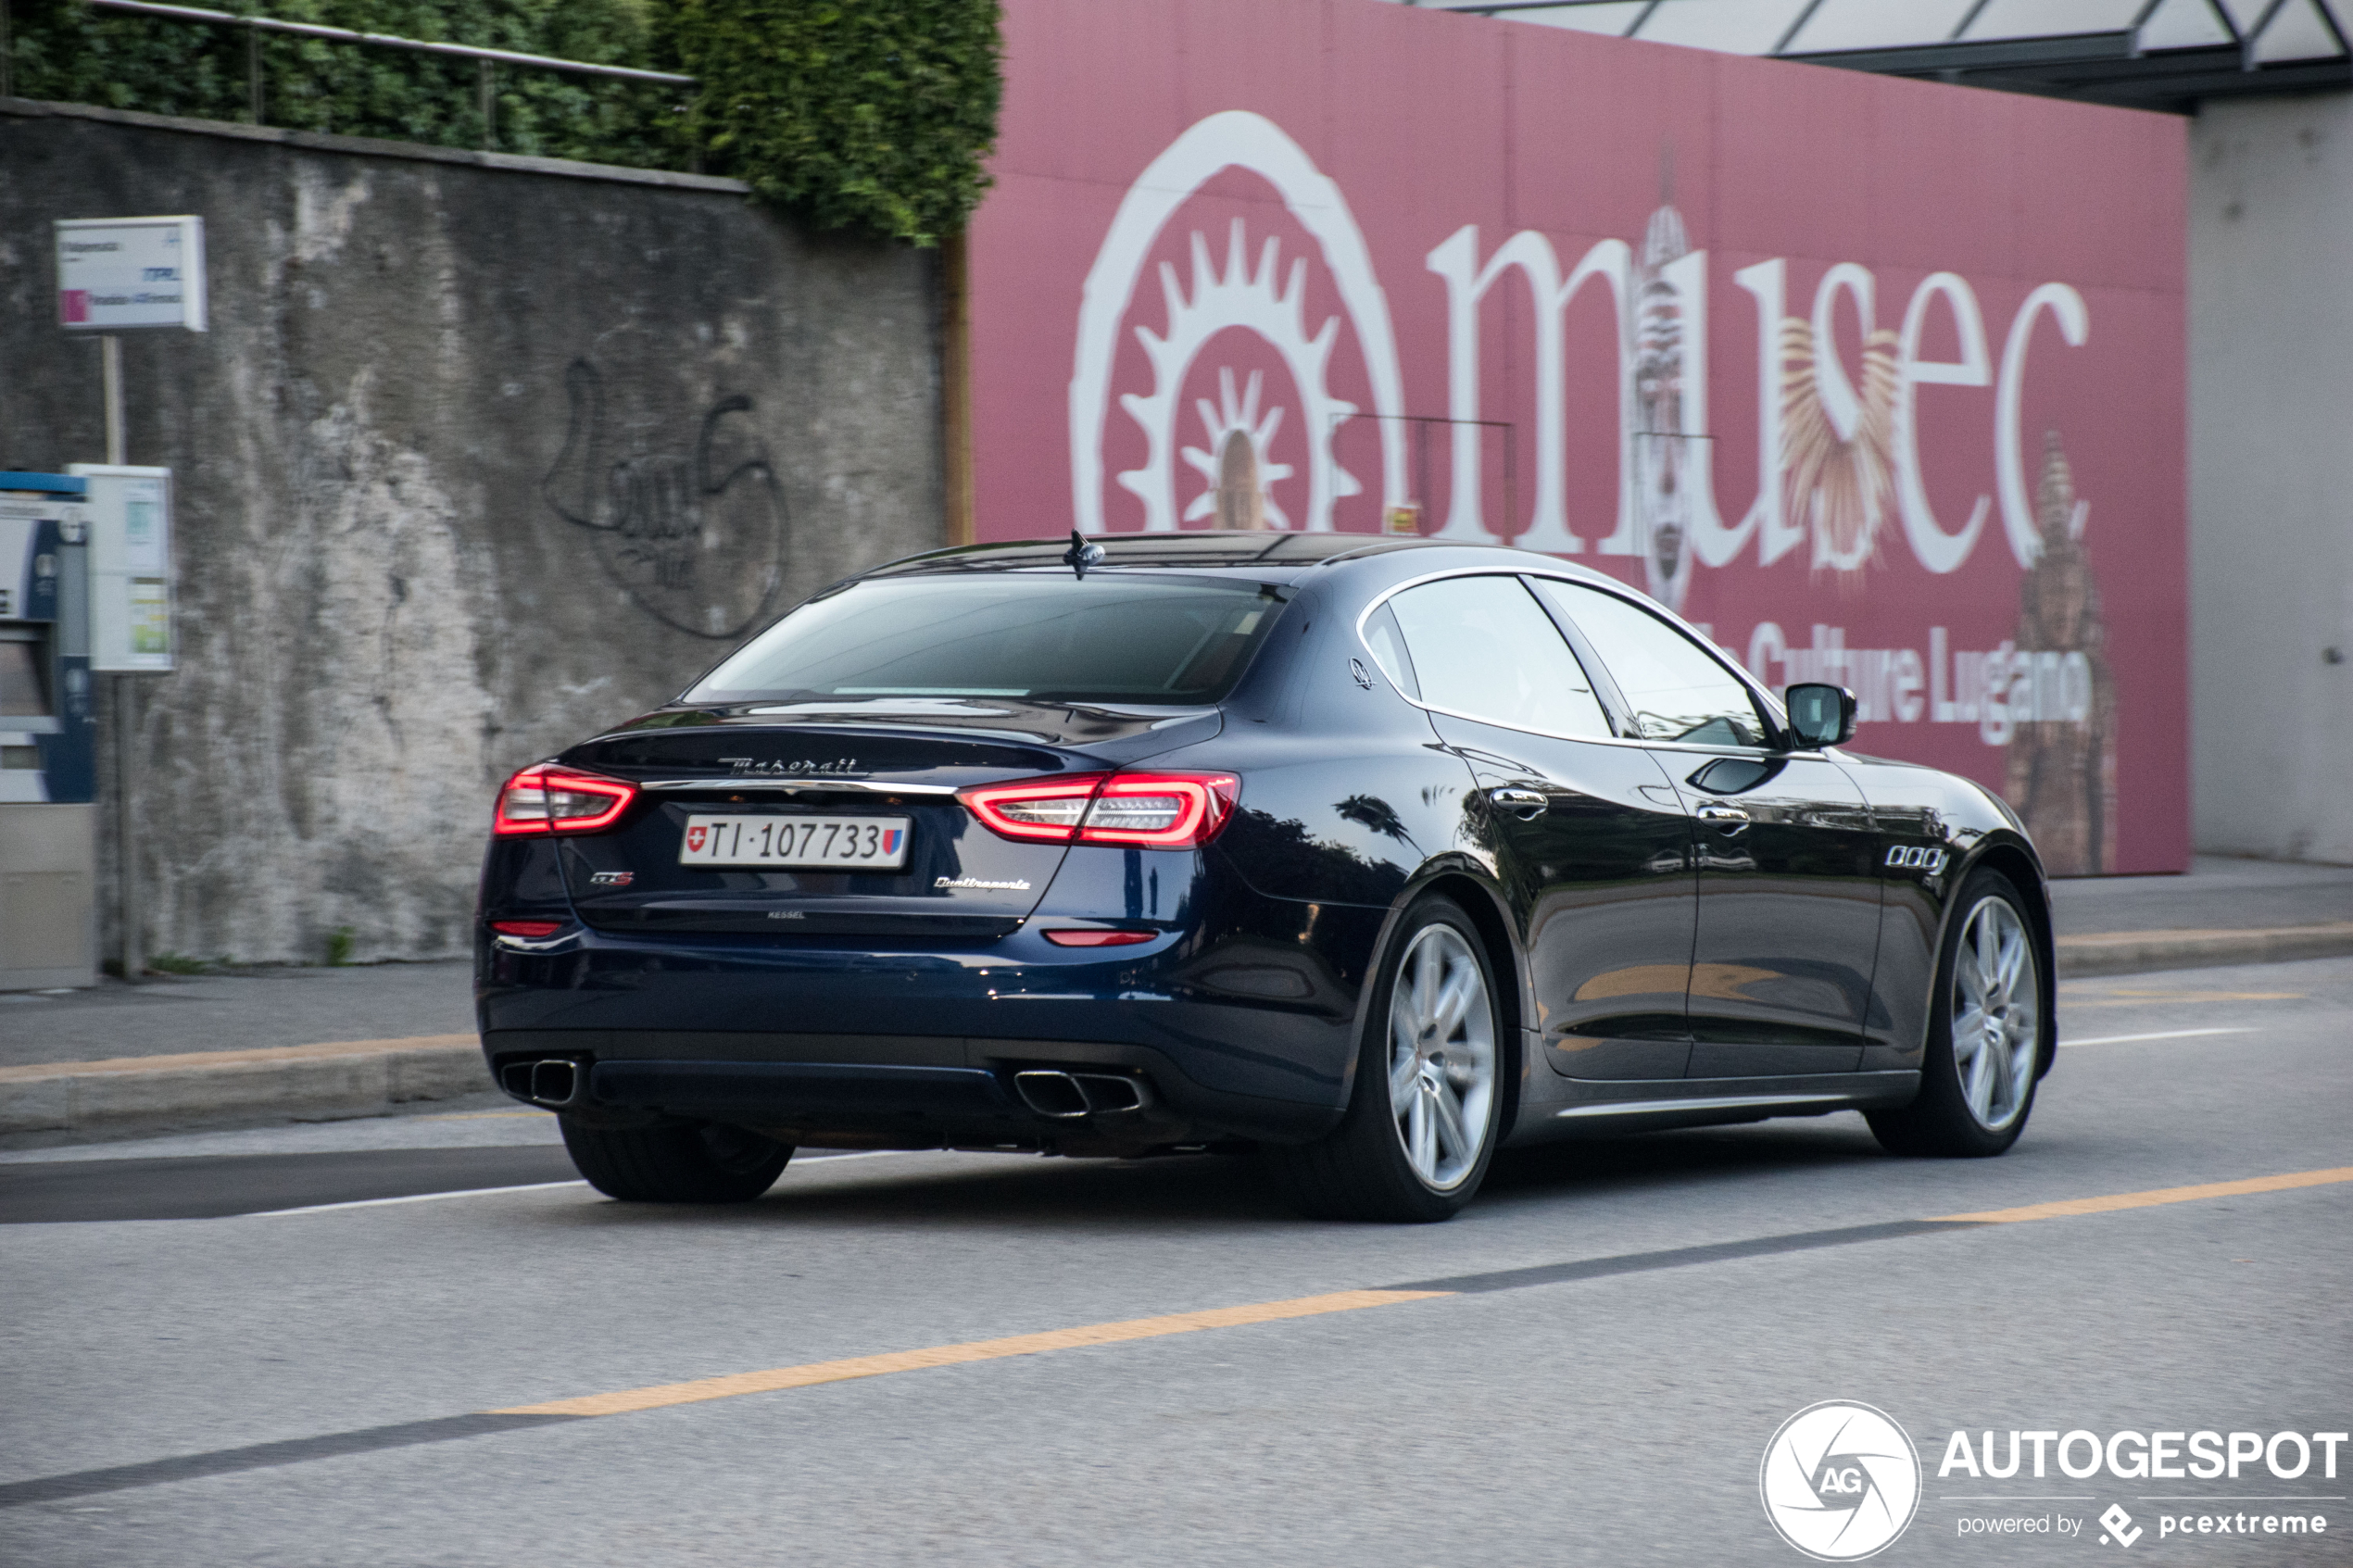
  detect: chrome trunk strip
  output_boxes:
[640,779,962,796]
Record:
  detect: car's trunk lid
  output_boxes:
[553,703,1217,939]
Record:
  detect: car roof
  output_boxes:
[858,530,1593,586]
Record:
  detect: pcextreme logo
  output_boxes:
[1761,1401,1924,1561]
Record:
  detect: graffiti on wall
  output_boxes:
[541,358,788,640]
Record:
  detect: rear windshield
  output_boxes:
[686,573,1289,706]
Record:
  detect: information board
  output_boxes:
[69,466,175,673]
[55,217,208,332]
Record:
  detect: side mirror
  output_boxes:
[1783,684,1857,749]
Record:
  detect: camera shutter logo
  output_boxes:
[1760,1401,1922,1560]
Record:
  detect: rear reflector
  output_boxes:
[489,920,565,938]
[494,765,635,836]
[1041,928,1157,947]
[958,771,1239,850]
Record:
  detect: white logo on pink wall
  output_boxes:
[1071,111,1408,536]
[1072,110,2090,596]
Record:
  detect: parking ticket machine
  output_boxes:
[0,471,96,988]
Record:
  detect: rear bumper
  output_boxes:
[488,1045,1326,1151]
[476,920,1367,1146]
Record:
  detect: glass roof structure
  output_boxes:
[1407,0,2352,109]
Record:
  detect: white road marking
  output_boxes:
[2061,1026,2256,1048]
[252,1181,589,1216]
[796,1148,931,1161]
[248,1148,931,1216]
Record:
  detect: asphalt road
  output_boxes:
[3,956,2349,1566]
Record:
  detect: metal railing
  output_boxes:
[55,0,696,150]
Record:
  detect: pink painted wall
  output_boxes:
[967,0,2188,874]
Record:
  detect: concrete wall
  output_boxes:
[2188,93,2353,865]
[0,100,947,964]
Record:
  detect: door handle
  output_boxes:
[1488,787,1547,813]
[1695,802,1750,832]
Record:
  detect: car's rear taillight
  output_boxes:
[957,771,1239,850]
[493,765,635,836]
[957,773,1112,842]
[1077,772,1239,847]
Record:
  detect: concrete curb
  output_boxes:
[5,925,2350,1145]
[2055,922,2353,978]
[0,1035,489,1145]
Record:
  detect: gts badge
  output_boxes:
[587,871,635,887]
[1885,845,1948,875]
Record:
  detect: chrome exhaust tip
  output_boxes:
[530,1059,579,1106]
[1071,1073,1149,1113]
[502,1058,587,1109]
[1013,1069,1151,1118]
[1013,1070,1089,1119]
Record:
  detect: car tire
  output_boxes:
[1265,895,1507,1223]
[1867,867,2046,1159]
[560,1119,794,1202]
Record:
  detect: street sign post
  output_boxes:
[69,465,175,985]
[55,217,208,467]
[53,221,203,985]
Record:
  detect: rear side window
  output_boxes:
[686,574,1286,706]
[1529,579,1770,747]
[1383,575,1611,738]
[1361,602,1419,699]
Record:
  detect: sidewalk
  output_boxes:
[0,960,482,1147]
[1,960,474,1069]
[2047,855,2353,976]
[5,858,2348,1146]
[2049,854,2353,935]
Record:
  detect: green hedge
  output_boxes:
[6,0,1001,243]
[674,0,1000,245]
[7,1,687,169]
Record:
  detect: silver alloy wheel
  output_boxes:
[1950,895,2041,1132]
[1386,922,1496,1191]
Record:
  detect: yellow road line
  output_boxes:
[494,1289,1449,1417]
[1935,1166,2353,1224]
[488,1167,2352,1422]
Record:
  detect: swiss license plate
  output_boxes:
[679,814,912,870]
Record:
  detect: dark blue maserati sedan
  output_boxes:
[477,532,2054,1222]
